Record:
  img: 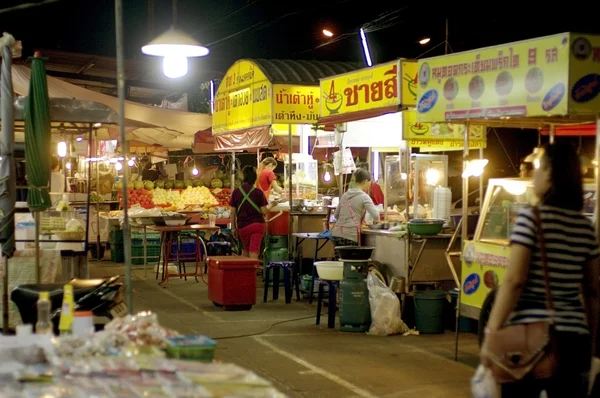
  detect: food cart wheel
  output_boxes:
[478,289,497,346]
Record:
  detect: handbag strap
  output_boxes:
[533,206,555,316]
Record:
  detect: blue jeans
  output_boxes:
[501,332,591,398]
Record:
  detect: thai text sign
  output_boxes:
[399,60,418,107]
[403,110,486,144]
[568,34,600,116]
[416,33,571,122]
[212,60,272,134]
[273,85,319,124]
[320,61,399,117]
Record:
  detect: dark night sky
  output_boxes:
[1,1,598,174]
[2,0,600,79]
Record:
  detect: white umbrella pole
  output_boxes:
[115,0,132,313]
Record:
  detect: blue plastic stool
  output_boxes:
[263,261,300,303]
[316,280,339,329]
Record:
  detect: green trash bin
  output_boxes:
[414,290,447,334]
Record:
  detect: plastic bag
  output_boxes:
[471,365,500,398]
[366,271,408,336]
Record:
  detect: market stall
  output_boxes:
[211,59,363,273]
[415,32,600,349]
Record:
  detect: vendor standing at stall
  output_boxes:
[256,157,284,199]
[331,169,380,246]
[50,156,65,204]
[356,162,384,205]
[230,165,279,259]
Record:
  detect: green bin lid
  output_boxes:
[414,290,447,300]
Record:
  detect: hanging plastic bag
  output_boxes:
[366,271,408,336]
[471,365,500,398]
[333,148,356,175]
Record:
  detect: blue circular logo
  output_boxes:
[463,273,480,295]
[541,83,565,112]
[571,74,600,103]
[417,89,438,113]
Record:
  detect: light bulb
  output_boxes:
[192,167,199,176]
[163,55,188,78]
[66,162,72,170]
[323,171,331,182]
[57,141,67,158]
[128,159,135,167]
[115,162,123,171]
[76,137,83,142]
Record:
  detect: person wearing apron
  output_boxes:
[331,169,380,247]
[230,166,278,259]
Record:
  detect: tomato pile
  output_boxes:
[119,188,155,209]
[210,188,231,207]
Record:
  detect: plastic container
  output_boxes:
[72,311,94,336]
[315,261,344,281]
[432,187,452,221]
[414,290,446,334]
[266,209,289,235]
[35,292,52,335]
[166,335,216,362]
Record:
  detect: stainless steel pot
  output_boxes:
[389,276,406,294]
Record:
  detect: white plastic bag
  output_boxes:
[366,271,408,336]
[471,365,500,398]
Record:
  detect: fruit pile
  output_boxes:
[118,188,155,209]
[211,188,231,207]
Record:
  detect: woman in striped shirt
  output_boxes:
[481,143,600,397]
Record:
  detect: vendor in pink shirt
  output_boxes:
[256,157,284,199]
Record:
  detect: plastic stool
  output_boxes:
[316,280,339,329]
[263,261,300,303]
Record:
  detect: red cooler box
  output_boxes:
[208,256,259,310]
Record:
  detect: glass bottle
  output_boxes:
[35,291,52,335]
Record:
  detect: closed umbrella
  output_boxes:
[1,44,16,333]
[24,52,51,284]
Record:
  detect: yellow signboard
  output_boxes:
[403,110,485,142]
[416,33,571,122]
[320,61,399,118]
[399,60,418,107]
[461,241,510,310]
[273,84,320,124]
[411,139,487,151]
[212,60,272,134]
[568,34,600,117]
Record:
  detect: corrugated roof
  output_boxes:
[247,59,363,85]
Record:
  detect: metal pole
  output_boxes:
[230,152,235,191]
[596,117,600,236]
[549,124,555,144]
[84,125,93,274]
[445,19,449,55]
[115,0,132,313]
[35,212,40,283]
[95,130,101,263]
[288,124,293,255]
[456,121,470,361]
[479,146,484,211]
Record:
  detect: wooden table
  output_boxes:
[148,224,220,287]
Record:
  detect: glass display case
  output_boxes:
[283,153,319,201]
[409,154,448,218]
[384,154,408,221]
[477,178,596,244]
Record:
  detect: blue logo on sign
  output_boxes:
[463,273,480,295]
[541,83,565,111]
[417,89,438,113]
[571,74,600,103]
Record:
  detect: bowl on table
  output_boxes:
[407,219,445,236]
[165,219,187,226]
[314,261,344,281]
[334,246,375,260]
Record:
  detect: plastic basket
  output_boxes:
[165,335,216,362]
[132,244,161,265]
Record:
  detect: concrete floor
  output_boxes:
[90,262,480,398]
